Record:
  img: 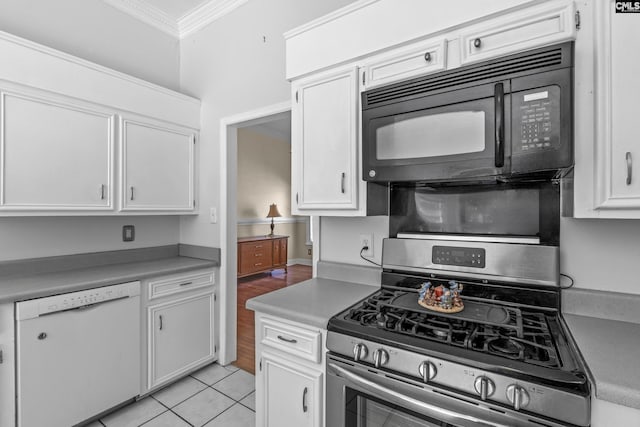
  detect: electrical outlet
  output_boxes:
[360,234,373,257]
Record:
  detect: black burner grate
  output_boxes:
[345,289,560,368]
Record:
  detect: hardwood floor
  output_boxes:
[234,264,312,374]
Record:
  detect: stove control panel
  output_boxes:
[432,246,485,268]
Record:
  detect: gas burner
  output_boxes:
[487,337,524,357]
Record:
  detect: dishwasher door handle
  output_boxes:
[38,295,131,317]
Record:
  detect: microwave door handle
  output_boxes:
[494,83,505,168]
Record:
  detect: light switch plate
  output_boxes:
[209,207,217,224]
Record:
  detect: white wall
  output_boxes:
[0,0,180,90]
[0,217,179,261]
[178,0,357,247]
[0,0,182,262]
[560,218,640,294]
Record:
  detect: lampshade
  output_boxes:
[266,203,282,218]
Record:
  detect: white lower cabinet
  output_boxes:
[0,303,15,427]
[260,351,322,427]
[144,269,216,393]
[255,313,325,427]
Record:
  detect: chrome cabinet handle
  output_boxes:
[302,387,308,413]
[159,315,163,330]
[626,152,633,185]
[100,184,105,200]
[130,186,135,201]
[179,281,192,287]
[424,51,431,62]
[277,335,298,344]
[341,172,346,194]
[474,38,482,48]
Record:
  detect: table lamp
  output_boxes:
[266,203,282,236]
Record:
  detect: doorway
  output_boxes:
[219,102,312,372]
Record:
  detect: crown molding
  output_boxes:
[102,0,179,37]
[102,0,247,39]
[179,0,248,38]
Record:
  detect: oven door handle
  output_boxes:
[494,82,505,168]
[328,363,511,427]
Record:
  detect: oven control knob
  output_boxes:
[373,349,389,368]
[353,343,368,362]
[473,376,496,401]
[418,361,437,383]
[506,384,530,411]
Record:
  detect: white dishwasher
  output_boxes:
[16,281,141,427]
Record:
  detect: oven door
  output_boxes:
[326,355,567,427]
[361,81,511,183]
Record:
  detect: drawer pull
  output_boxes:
[255,245,263,248]
[473,37,482,48]
[424,51,431,62]
[179,281,193,287]
[277,335,298,344]
[626,152,633,185]
[255,262,263,267]
[254,254,262,257]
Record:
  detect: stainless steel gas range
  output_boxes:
[326,236,589,427]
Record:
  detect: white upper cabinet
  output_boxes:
[292,66,364,215]
[120,116,196,212]
[593,0,640,213]
[1,86,114,211]
[0,31,200,216]
[458,1,576,66]
[361,38,447,91]
[572,0,640,218]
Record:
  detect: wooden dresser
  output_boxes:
[237,235,289,278]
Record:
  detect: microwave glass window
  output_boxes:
[375,111,485,160]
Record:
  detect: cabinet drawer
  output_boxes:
[459,2,576,66]
[260,317,321,363]
[240,241,273,257]
[148,270,214,301]
[362,38,446,90]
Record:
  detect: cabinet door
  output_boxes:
[593,0,640,213]
[120,116,196,212]
[278,239,288,267]
[0,88,114,211]
[258,352,322,427]
[148,292,214,389]
[292,67,359,213]
[459,2,576,65]
[0,303,15,427]
[361,38,446,90]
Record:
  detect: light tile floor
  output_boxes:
[87,363,255,427]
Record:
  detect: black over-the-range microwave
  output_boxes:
[361,42,574,184]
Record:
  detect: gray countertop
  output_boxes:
[564,314,640,410]
[0,245,218,303]
[563,288,640,410]
[246,278,378,329]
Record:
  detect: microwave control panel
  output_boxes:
[432,246,485,268]
[514,85,560,153]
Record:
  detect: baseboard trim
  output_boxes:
[288,258,312,266]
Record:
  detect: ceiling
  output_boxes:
[244,114,291,142]
[101,0,247,39]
